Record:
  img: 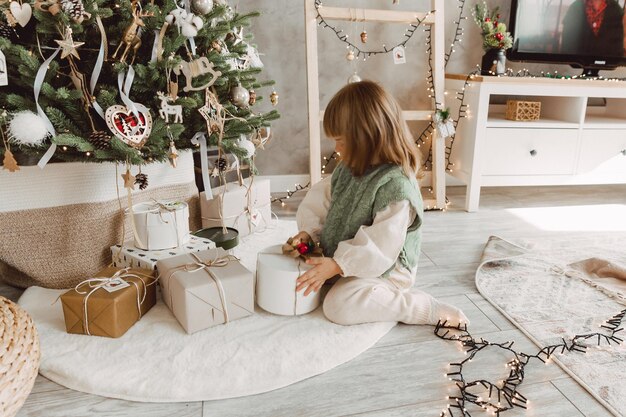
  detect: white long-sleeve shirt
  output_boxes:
[296,176,417,280]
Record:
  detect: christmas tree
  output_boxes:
[0,0,279,169]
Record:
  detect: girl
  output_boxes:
[294,80,468,326]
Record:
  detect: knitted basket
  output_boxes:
[0,296,40,417]
[0,151,201,289]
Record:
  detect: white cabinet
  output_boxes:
[445,74,626,212]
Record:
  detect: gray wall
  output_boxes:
[242,0,626,175]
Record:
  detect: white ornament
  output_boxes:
[245,43,264,68]
[191,0,213,15]
[8,111,50,146]
[230,83,250,107]
[236,136,256,158]
[157,91,183,123]
[9,1,32,27]
[0,49,7,87]
[165,9,204,38]
[347,73,361,84]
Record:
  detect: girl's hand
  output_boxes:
[296,257,343,296]
[291,231,312,245]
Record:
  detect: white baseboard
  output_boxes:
[257,173,463,194]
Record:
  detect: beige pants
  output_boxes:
[322,268,440,325]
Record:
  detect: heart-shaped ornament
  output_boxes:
[105,105,153,149]
[10,1,32,27]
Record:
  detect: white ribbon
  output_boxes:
[74,268,154,336]
[191,132,213,199]
[89,16,108,121]
[34,47,60,169]
[150,29,160,63]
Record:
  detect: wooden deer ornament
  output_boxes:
[112,1,153,64]
[157,91,183,123]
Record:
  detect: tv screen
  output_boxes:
[508,0,626,74]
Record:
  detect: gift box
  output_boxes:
[130,200,190,250]
[60,267,156,338]
[200,177,271,237]
[111,235,216,271]
[256,244,321,316]
[158,248,254,334]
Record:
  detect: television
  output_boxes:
[508,0,626,76]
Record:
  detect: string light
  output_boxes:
[314,1,432,60]
[436,307,625,416]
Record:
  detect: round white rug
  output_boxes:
[18,220,395,402]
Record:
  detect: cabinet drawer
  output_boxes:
[482,128,577,175]
[578,130,626,174]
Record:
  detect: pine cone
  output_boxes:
[135,173,148,190]
[61,0,89,23]
[88,130,111,150]
[0,23,14,39]
[216,157,228,172]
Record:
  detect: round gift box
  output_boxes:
[193,227,239,250]
[256,244,321,316]
[129,201,190,250]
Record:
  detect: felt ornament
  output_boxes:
[8,111,50,146]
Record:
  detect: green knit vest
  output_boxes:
[320,163,423,273]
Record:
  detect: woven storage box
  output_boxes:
[0,296,40,417]
[505,100,541,121]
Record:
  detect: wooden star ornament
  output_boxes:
[55,27,84,60]
[122,169,136,190]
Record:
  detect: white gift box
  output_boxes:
[256,245,321,316]
[111,235,216,271]
[200,178,271,238]
[130,201,190,250]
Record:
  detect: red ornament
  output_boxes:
[296,242,310,254]
[495,33,504,41]
[485,17,491,22]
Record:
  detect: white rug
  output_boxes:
[18,220,395,402]
[476,235,626,417]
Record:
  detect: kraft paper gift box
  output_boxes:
[256,244,321,316]
[60,267,157,338]
[130,201,190,250]
[111,235,216,271]
[158,248,254,334]
[199,177,271,237]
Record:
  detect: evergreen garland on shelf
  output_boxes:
[0,0,279,167]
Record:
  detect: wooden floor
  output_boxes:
[4,184,625,417]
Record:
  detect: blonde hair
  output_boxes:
[323,80,421,177]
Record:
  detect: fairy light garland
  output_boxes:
[275,1,471,205]
[314,0,433,60]
[271,151,339,205]
[445,0,467,68]
[435,308,625,416]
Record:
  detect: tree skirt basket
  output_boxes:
[0,151,200,289]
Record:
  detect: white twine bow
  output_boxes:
[162,252,246,324]
[74,268,154,336]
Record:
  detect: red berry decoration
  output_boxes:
[484,17,491,22]
[495,33,504,41]
[296,243,310,254]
